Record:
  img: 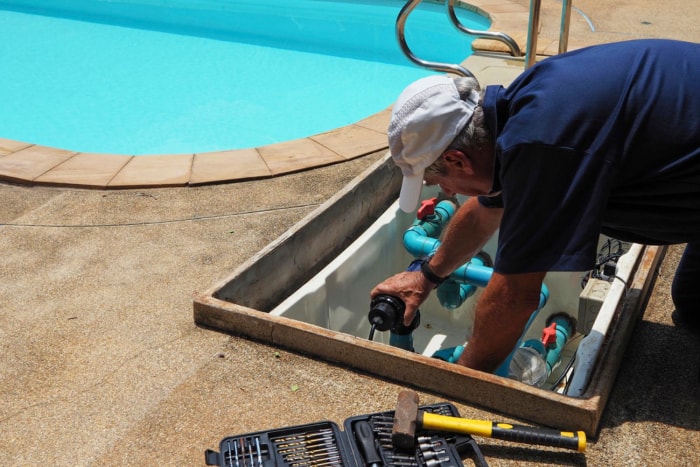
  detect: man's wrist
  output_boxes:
[420,258,448,287]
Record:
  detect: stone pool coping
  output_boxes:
[0,0,532,189]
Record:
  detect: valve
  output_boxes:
[417,197,438,219]
[541,322,558,348]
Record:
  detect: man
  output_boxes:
[371,39,700,373]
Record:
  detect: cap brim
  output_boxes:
[399,174,424,213]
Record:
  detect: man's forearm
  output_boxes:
[457,271,547,371]
[428,197,502,278]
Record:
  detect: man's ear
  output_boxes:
[443,149,474,175]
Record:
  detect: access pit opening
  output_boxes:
[194,154,664,436]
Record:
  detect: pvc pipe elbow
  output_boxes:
[539,283,550,309]
[434,199,457,219]
[450,262,493,287]
[402,228,440,257]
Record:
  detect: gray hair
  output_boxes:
[424,76,491,177]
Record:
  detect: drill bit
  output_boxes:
[369,420,394,427]
[287,453,342,466]
[239,438,246,467]
[255,437,263,467]
[270,429,333,443]
[226,440,235,467]
[425,457,450,466]
[277,438,336,453]
[422,449,447,460]
[283,445,340,461]
[369,415,395,423]
[386,460,418,467]
[417,436,440,444]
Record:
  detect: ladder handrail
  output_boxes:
[559,0,573,54]
[397,0,573,75]
[525,0,542,68]
[446,0,522,57]
[396,0,476,78]
[526,0,574,68]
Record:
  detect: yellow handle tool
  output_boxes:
[392,390,586,452]
[421,412,586,452]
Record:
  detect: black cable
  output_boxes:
[548,333,582,391]
[581,238,631,288]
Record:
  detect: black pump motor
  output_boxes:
[368,295,420,338]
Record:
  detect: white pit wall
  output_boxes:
[271,188,626,391]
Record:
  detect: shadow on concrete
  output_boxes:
[477,444,587,466]
[600,318,700,432]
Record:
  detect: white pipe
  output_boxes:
[566,243,642,396]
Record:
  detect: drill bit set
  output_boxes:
[205,404,487,467]
[205,422,350,467]
[344,403,487,467]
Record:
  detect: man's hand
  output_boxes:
[371,198,501,328]
[370,270,436,325]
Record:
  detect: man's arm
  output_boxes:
[457,271,547,371]
[427,196,503,278]
[371,197,503,325]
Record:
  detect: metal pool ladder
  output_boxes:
[396,0,573,77]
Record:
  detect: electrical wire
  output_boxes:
[581,238,631,288]
[547,333,583,391]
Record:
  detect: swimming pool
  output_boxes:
[0,0,489,155]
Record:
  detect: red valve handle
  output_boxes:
[417,197,437,219]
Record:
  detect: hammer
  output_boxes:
[391,390,586,452]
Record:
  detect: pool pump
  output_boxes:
[367,260,423,351]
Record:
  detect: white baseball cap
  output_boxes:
[388,75,479,212]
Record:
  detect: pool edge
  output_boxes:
[0,0,533,190]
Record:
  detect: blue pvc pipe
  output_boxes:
[493,292,548,377]
[436,255,484,309]
[402,229,440,258]
[402,199,457,257]
[449,261,493,288]
[420,200,457,238]
[544,313,574,373]
[389,333,415,351]
[401,197,552,372]
[496,311,573,381]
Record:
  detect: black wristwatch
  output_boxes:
[420,258,448,287]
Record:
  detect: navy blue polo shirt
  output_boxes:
[478,39,700,274]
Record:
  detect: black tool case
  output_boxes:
[205,403,488,467]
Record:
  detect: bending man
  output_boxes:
[371,39,700,372]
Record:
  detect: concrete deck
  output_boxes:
[1,1,698,466]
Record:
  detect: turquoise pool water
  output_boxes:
[0,0,489,155]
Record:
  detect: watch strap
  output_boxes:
[420,259,448,286]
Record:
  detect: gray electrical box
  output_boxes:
[578,278,611,335]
